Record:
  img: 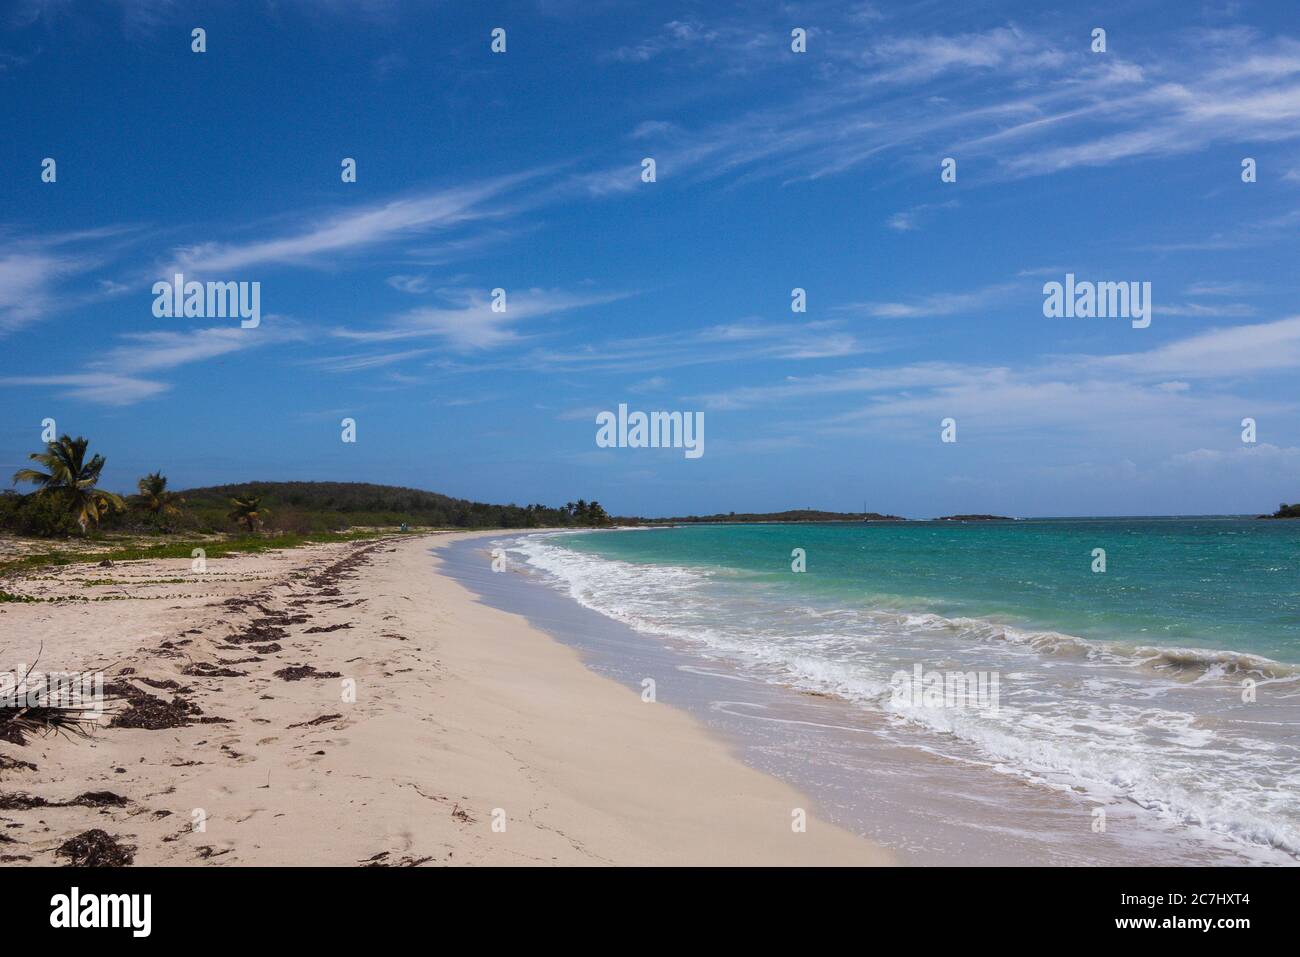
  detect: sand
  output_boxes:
[0,531,890,866]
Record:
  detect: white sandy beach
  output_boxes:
[0,531,890,866]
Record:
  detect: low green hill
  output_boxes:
[3,477,909,539]
[0,480,613,537]
[175,481,607,533]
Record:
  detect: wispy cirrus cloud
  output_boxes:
[0,323,294,404]
[511,318,885,376]
[607,20,723,63]
[1154,301,1257,318]
[835,281,1021,319]
[692,317,1300,456]
[0,249,74,333]
[91,325,290,374]
[166,174,537,275]
[594,23,1300,191]
[0,227,143,335]
[1142,207,1300,253]
[1184,281,1262,297]
[1084,315,1300,379]
[861,26,1066,84]
[0,372,167,405]
[306,348,434,373]
[692,362,982,411]
[386,274,430,294]
[335,287,636,350]
[965,35,1300,178]
[886,200,958,231]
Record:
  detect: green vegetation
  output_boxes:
[0,530,383,578]
[227,494,270,533]
[1265,503,1300,519]
[171,482,612,533]
[2,434,618,541]
[136,471,184,529]
[11,435,125,535]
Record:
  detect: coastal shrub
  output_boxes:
[0,490,82,538]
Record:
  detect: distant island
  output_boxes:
[934,514,1016,522]
[624,508,906,525]
[1260,503,1300,519]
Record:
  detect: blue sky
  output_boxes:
[2,0,1299,518]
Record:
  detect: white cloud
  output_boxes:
[0,323,294,405]
[864,27,1065,84]
[1166,442,1300,477]
[386,274,429,294]
[607,20,721,63]
[94,325,278,374]
[0,227,132,333]
[1154,301,1256,318]
[885,200,959,232]
[512,320,884,375]
[691,317,1300,460]
[168,175,533,274]
[0,373,168,405]
[837,282,1020,319]
[308,348,433,373]
[0,250,68,332]
[1090,316,1300,378]
[336,287,635,350]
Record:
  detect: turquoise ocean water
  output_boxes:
[504,518,1300,860]
[560,519,1300,661]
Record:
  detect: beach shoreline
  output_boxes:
[471,526,1300,867]
[0,530,889,866]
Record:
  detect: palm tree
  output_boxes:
[137,471,184,519]
[228,495,270,534]
[12,435,125,535]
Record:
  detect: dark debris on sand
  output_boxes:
[288,713,342,728]
[226,620,289,644]
[137,677,191,693]
[181,662,246,678]
[66,790,130,808]
[0,792,48,811]
[105,680,204,730]
[0,701,98,746]
[360,850,433,867]
[56,828,136,867]
[1,790,131,811]
[273,665,342,682]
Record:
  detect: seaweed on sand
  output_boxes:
[56,828,136,867]
[273,665,342,681]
